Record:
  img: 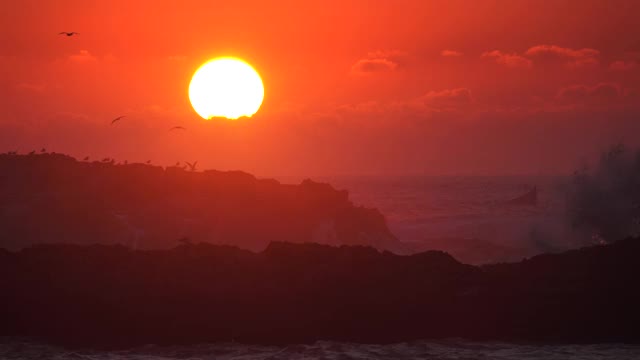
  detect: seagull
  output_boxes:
[169,126,186,131]
[185,161,198,171]
[111,116,126,125]
[59,32,79,37]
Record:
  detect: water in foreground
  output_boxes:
[2,339,639,360]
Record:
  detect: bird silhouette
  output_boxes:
[59,32,79,37]
[40,148,46,153]
[185,161,198,171]
[169,126,186,131]
[83,156,89,161]
[111,116,126,125]
[146,160,151,164]
[29,150,35,155]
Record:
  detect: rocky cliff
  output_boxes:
[0,153,400,251]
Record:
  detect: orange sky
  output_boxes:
[1,0,640,176]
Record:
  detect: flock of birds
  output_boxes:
[49,32,195,170]
[110,115,186,132]
[3,148,199,172]
[59,33,188,132]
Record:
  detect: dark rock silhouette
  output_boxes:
[405,237,527,264]
[0,238,638,347]
[0,153,399,252]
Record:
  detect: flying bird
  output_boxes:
[169,126,186,131]
[59,32,79,37]
[185,161,198,171]
[111,116,126,125]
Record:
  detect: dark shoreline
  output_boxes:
[2,238,639,349]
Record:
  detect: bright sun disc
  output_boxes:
[189,57,264,120]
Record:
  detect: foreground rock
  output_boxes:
[0,238,638,347]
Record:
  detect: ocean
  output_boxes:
[2,339,639,360]
[279,175,577,263]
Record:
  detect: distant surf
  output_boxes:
[277,175,570,263]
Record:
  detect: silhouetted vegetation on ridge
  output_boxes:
[0,238,638,347]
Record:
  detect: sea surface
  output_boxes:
[2,339,639,360]
[280,175,578,256]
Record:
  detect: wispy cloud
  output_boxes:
[441,49,463,57]
[525,45,600,68]
[350,50,408,75]
[482,50,532,68]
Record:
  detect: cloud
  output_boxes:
[350,58,398,74]
[482,50,532,68]
[482,50,531,68]
[366,50,408,59]
[525,45,599,58]
[68,50,97,63]
[525,45,600,68]
[422,88,473,108]
[327,88,475,121]
[350,49,408,75]
[609,60,637,71]
[441,49,463,57]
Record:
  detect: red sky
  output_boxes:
[1,0,639,176]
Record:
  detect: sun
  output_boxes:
[188,57,264,120]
